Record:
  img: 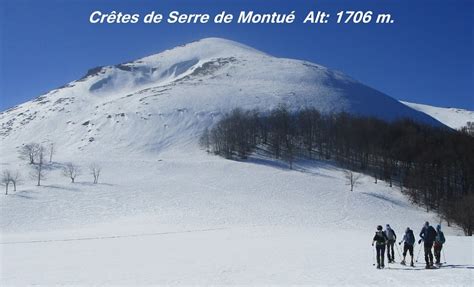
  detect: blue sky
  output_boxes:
[0,0,472,110]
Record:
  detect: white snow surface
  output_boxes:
[1,152,472,286]
[0,38,472,285]
[401,101,474,130]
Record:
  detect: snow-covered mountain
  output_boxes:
[0,38,443,157]
[401,101,473,130]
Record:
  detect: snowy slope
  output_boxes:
[1,38,472,286]
[0,38,443,158]
[401,101,474,130]
[1,153,472,285]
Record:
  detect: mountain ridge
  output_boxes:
[1,37,446,156]
[400,101,473,129]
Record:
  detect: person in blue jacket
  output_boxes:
[434,224,446,265]
[419,221,438,268]
[398,227,415,267]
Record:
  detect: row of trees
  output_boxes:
[460,121,474,136]
[1,142,102,195]
[19,142,55,165]
[61,162,102,184]
[201,107,474,235]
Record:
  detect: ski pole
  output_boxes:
[442,248,447,264]
[372,245,376,266]
[415,244,422,263]
[395,243,403,260]
[385,246,390,269]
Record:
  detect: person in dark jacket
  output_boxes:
[385,224,397,263]
[398,227,415,267]
[372,225,389,269]
[419,221,438,268]
[434,224,446,265]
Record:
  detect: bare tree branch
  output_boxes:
[345,170,362,192]
[1,170,12,195]
[89,163,101,184]
[18,143,41,164]
[62,162,81,183]
[30,145,47,186]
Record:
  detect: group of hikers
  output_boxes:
[372,221,446,269]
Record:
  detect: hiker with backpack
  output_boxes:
[419,221,438,269]
[372,225,389,269]
[385,224,397,263]
[434,224,446,266]
[398,227,415,267]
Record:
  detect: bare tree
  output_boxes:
[283,134,295,169]
[30,146,46,186]
[62,162,81,183]
[199,127,210,153]
[49,142,55,163]
[89,163,101,184]
[10,171,21,191]
[19,143,41,164]
[1,170,12,195]
[345,170,362,192]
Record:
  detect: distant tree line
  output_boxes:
[461,121,474,136]
[201,107,474,235]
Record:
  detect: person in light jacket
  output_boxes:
[398,227,415,267]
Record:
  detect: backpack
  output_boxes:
[386,228,396,241]
[374,231,386,245]
[427,226,437,243]
[406,230,415,245]
[436,231,446,244]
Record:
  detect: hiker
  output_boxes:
[372,225,389,269]
[434,224,446,266]
[385,224,397,263]
[398,227,415,267]
[419,221,437,268]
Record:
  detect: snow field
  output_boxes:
[1,151,472,285]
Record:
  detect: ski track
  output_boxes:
[0,227,228,245]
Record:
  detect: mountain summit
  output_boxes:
[0,38,441,155]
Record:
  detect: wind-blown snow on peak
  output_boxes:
[0,37,443,156]
[76,38,268,97]
[141,37,268,61]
